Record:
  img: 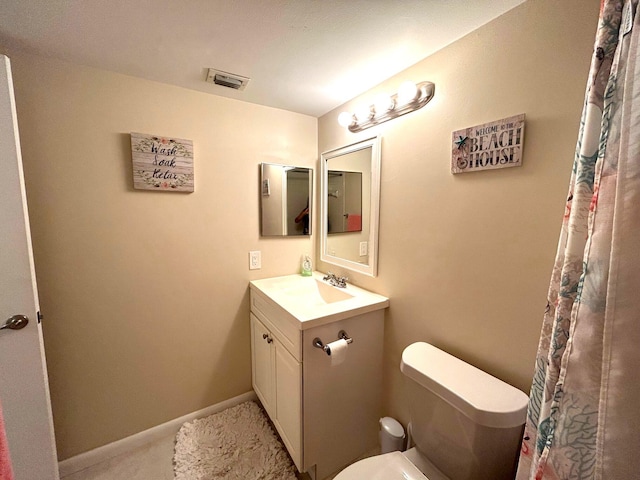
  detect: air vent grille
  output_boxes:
[206,69,250,91]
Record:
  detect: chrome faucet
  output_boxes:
[322,272,348,288]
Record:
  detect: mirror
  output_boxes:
[260,163,313,236]
[321,136,381,276]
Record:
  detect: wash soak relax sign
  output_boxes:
[131,132,194,192]
[451,114,525,174]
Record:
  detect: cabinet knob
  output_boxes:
[263,333,273,344]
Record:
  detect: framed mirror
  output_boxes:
[260,163,313,236]
[321,136,381,276]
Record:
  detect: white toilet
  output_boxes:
[334,342,529,480]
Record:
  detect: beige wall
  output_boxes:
[318,0,600,426]
[8,54,316,459]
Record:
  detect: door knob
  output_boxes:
[1,315,29,331]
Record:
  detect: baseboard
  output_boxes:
[58,390,257,477]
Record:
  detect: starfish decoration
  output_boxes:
[455,135,468,150]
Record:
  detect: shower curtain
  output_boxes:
[516,1,640,479]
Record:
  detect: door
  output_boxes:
[0,54,59,479]
[343,172,362,231]
[250,314,274,416]
[327,172,345,233]
[273,342,302,471]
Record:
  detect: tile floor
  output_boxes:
[59,433,341,480]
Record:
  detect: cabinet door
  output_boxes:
[274,339,302,470]
[250,314,274,416]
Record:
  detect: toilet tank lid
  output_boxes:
[400,342,529,429]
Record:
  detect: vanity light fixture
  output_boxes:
[338,81,435,132]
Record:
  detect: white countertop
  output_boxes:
[250,271,389,329]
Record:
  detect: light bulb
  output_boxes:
[397,81,418,105]
[374,94,394,116]
[354,105,373,122]
[338,111,354,127]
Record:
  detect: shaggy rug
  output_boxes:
[174,401,297,480]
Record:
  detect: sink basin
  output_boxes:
[281,278,354,305]
[250,272,389,328]
[314,280,355,303]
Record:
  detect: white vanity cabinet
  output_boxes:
[250,313,302,468]
[249,273,389,480]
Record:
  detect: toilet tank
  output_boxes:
[400,342,529,480]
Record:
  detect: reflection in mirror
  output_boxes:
[327,171,362,234]
[260,163,312,236]
[321,136,381,277]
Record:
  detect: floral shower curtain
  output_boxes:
[516,0,640,479]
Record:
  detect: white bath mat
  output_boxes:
[174,400,297,480]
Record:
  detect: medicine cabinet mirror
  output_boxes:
[260,163,313,237]
[321,136,381,276]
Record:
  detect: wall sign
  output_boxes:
[451,114,525,174]
[131,132,194,192]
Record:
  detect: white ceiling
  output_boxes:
[0,0,525,117]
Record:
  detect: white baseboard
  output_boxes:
[58,390,257,477]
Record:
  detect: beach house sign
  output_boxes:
[451,114,525,174]
[131,132,194,192]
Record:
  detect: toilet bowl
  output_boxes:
[333,342,528,480]
[334,448,449,480]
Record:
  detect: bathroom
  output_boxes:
[0,0,605,478]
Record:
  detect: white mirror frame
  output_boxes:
[320,135,381,277]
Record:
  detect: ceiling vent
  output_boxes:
[206,69,250,91]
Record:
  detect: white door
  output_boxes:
[0,54,59,479]
[273,342,301,471]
